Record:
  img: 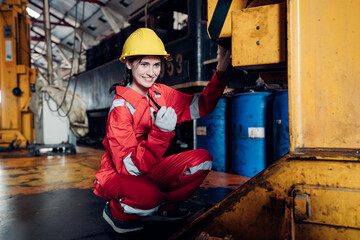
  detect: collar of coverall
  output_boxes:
[115,84,158,109]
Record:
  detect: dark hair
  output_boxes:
[108,56,141,94]
[109,55,163,94]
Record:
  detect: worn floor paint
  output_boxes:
[0,146,249,239]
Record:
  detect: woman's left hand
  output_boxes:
[216,45,231,71]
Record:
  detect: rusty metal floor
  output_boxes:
[0,147,249,240]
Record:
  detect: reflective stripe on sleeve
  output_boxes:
[126,102,136,115]
[109,99,125,114]
[108,99,136,116]
[120,201,159,216]
[123,152,142,176]
[184,160,212,175]
[189,93,200,119]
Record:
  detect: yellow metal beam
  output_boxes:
[0,130,27,148]
[288,0,360,151]
[172,154,360,239]
[0,3,36,148]
[231,3,286,68]
[207,0,285,40]
[175,0,360,239]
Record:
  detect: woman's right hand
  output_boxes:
[216,45,231,71]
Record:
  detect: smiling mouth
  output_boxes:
[143,77,154,82]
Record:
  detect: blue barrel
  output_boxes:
[273,90,290,161]
[232,92,273,177]
[197,98,228,172]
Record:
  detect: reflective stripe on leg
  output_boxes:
[183,160,212,175]
[120,199,160,217]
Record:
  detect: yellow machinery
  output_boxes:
[0,0,37,148]
[173,0,360,239]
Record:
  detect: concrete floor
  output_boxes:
[0,147,249,240]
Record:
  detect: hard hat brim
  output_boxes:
[120,53,170,63]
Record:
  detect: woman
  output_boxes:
[93,28,230,234]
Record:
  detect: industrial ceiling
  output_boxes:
[27,0,152,83]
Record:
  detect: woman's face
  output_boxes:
[126,56,161,95]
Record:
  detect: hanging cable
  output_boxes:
[58,0,86,118]
[145,2,148,28]
[45,0,81,117]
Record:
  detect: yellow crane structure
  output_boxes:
[0,0,37,149]
[173,0,360,239]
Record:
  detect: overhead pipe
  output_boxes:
[43,0,54,85]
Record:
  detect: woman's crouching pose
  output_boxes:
[93,28,231,234]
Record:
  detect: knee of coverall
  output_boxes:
[194,149,213,164]
[94,174,164,210]
[122,177,164,210]
[181,149,213,175]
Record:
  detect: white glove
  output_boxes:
[152,106,177,132]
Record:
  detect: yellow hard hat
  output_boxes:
[120,28,170,62]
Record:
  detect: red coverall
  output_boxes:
[94,72,226,221]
